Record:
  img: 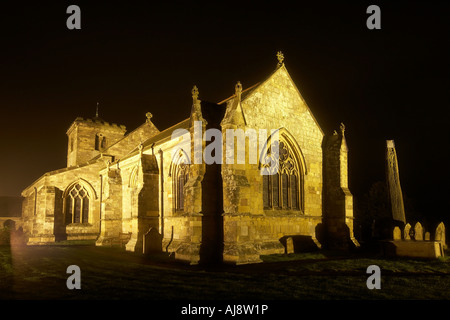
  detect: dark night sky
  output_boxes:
[0,1,449,221]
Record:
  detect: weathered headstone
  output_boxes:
[385,140,406,224]
[143,227,162,254]
[393,226,402,240]
[414,222,423,241]
[404,223,411,240]
[435,222,446,249]
[286,237,294,254]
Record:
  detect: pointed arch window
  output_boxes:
[173,153,190,212]
[65,183,90,224]
[261,139,303,211]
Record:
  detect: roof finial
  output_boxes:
[192,85,199,102]
[340,122,348,151]
[190,85,205,125]
[277,51,284,67]
[235,81,242,99]
[340,122,346,136]
[146,112,153,123]
[96,102,99,118]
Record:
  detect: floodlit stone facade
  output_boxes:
[21,56,359,264]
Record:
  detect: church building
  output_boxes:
[21,53,359,264]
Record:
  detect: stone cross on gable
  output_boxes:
[235,81,242,99]
[277,51,284,67]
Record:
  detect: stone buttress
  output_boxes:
[323,124,359,249]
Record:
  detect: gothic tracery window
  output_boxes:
[174,154,190,211]
[65,183,90,224]
[261,140,303,211]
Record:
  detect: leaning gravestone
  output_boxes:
[385,140,406,224]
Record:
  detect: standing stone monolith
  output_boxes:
[386,140,406,224]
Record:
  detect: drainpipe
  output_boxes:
[158,148,164,240]
[33,187,37,216]
[99,174,103,236]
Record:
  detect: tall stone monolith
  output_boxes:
[386,140,406,224]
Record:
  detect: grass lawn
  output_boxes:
[1,243,450,300]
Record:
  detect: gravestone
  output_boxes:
[424,232,430,241]
[435,222,446,249]
[414,222,423,241]
[143,227,162,254]
[385,140,406,224]
[286,237,294,254]
[393,226,402,240]
[404,223,411,240]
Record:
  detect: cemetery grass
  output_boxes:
[1,244,450,300]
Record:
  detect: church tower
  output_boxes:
[66,108,127,167]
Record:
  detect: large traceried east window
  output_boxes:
[261,138,304,212]
[65,183,90,224]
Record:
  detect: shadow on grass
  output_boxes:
[1,243,450,300]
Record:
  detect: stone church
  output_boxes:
[21,53,359,264]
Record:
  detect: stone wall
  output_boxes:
[21,161,105,244]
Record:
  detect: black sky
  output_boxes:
[0,1,449,221]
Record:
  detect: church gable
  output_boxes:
[102,112,160,160]
[241,65,323,135]
[239,64,324,168]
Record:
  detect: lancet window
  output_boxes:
[174,154,190,211]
